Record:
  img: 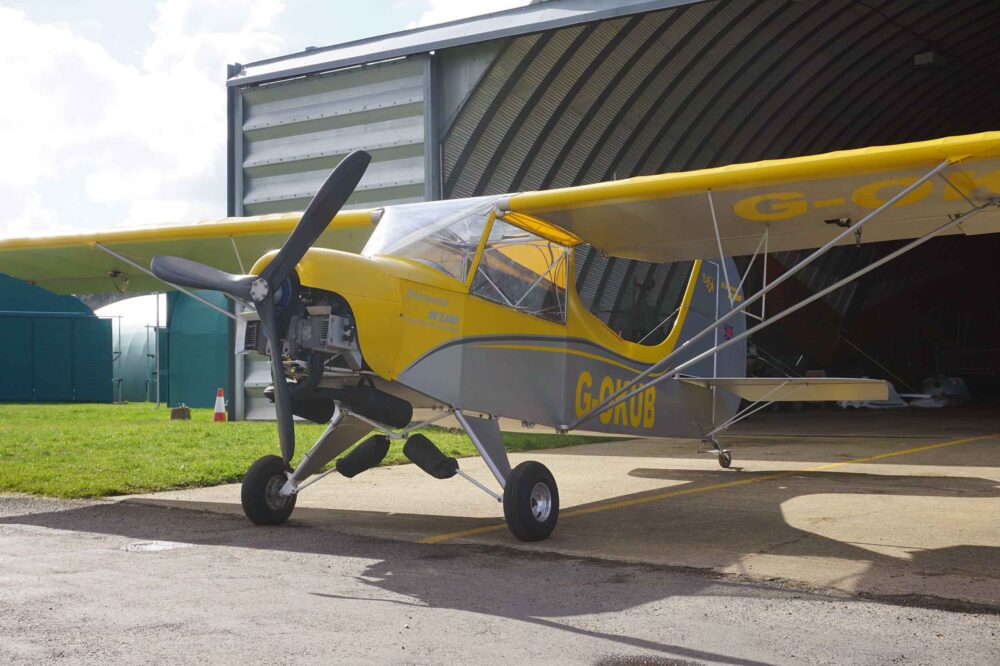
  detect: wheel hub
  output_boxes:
[265,474,293,511]
[529,481,552,522]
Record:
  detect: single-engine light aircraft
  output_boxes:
[2,132,999,541]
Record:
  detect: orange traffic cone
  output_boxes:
[213,388,227,422]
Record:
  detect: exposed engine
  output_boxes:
[237,285,364,394]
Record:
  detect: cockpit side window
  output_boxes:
[470,219,568,324]
[573,244,692,345]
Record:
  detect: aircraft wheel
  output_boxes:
[503,461,559,542]
[718,451,733,469]
[241,455,296,525]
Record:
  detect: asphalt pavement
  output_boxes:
[1,494,997,665]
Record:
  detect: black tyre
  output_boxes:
[718,451,733,469]
[241,455,296,525]
[503,461,559,542]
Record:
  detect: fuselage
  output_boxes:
[249,206,747,439]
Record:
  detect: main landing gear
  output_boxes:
[239,403,560,542]
[503,461,558,541]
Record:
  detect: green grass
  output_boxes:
[0,403,609,498]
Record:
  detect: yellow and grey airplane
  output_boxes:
[2,132,999,541]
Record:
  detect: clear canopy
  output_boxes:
[362,197,497,283]
[363,198,569,323]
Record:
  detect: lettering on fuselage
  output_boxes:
[575,371,655,429]
[428,309,458,325]
[405,288,460,328]
[405,288,449,307]
[732,169,1000,221]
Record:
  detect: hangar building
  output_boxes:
[225,0,1000,419]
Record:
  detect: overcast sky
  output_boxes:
[0,0,529,238]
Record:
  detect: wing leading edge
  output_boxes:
[0,210,376,294]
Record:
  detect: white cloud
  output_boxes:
[0,1,288,237]
[408,0,531,28]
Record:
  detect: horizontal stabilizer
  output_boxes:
[679,377,889,402]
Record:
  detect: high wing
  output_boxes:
[502,132,1000,263]
[678,377,889,402]
[0,210,376,294]
[6,131,999,295]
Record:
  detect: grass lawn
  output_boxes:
[0,403,609,498]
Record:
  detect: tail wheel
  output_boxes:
[241,455,296,525]
[503,461,559,542]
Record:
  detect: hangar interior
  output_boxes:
[222,0,1000,417]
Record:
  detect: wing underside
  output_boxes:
[0,211,375,294]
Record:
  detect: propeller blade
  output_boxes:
[260,150,371,286]
[151,255,254,301]
[256,297,296,463]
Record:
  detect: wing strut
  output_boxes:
[93,243,238,321]
[563,160,996,431]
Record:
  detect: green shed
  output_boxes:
[0,274,112,402]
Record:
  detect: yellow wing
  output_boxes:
[0,210,375,294]
[503,132,1000,262]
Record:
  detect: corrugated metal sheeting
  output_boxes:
[442,0,1000,197]
[437,0,1000,341]
[231,55,436,418]
[235,55,431,216]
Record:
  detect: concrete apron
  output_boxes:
[124,429,1000,609]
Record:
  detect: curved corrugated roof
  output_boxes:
[443,0,1000,198]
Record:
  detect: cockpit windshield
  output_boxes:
[362,197,497,283]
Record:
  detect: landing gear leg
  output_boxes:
[454,411,560,542]
[704,436,733,469]
[240,404,374,525]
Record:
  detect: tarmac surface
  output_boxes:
[2,409,998,663]
[127,409,1000,610]
[2,495,998,664]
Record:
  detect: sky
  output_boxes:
[0,0,530,238]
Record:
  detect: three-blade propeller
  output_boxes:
[150,151,372,463]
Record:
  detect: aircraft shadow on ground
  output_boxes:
[3,465,998,612]
[1,497,787,666]
[543,432,998,468]
[615,467,1000,608]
